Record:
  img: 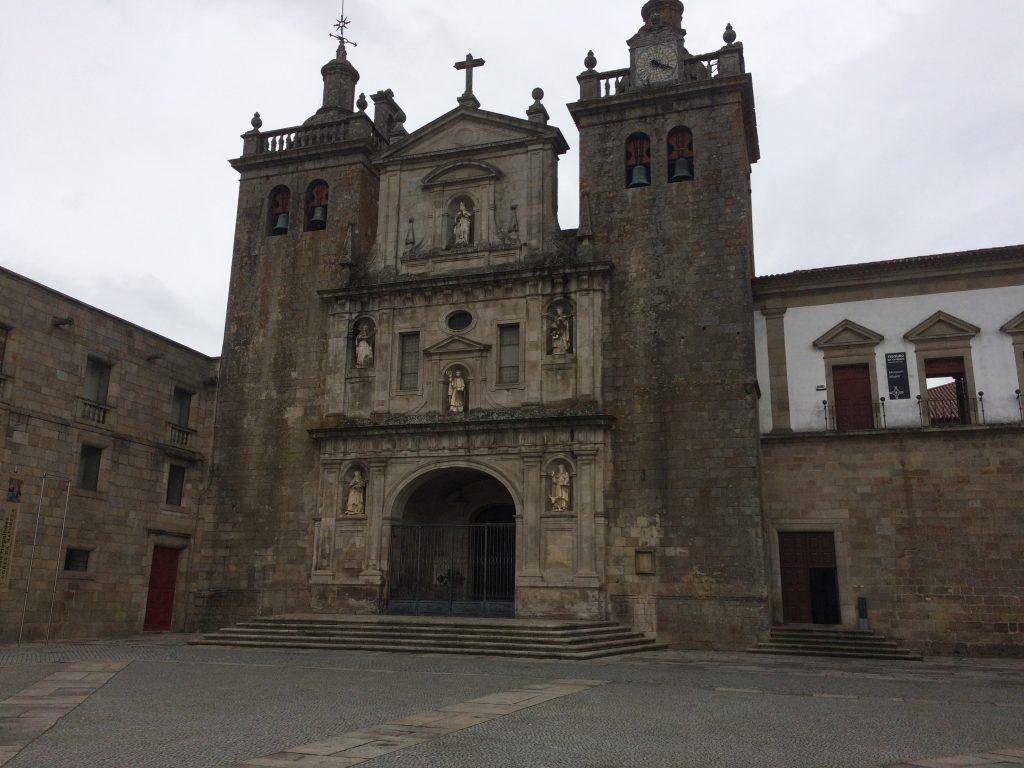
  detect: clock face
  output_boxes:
[635,43,678,85]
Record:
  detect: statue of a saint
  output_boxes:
[354,321,374,368]
[453,202,472,247]
[447,368,466,414]
[550,463,571,511]
[550,306,572,355]
[345,470,366,516]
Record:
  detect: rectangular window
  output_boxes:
[77,445,103,491]
[498,325,521,385]
[166,465,186,506]
[63,548,91,573]
[0,326,8,374]
[83,357,111,404]
[170,387,192,427]
[399,333,420,391]
[925,357,970,425]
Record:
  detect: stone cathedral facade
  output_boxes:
[192,0,766,647]
[3,1,1021,655]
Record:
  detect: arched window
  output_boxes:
[625,133,652,188]
[305,180,329,232]
[667,127,695,182]
[268,186,291,236]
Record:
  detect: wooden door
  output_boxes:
[779,532,840,624]
[143,546,180,632]
[832,364,873,430]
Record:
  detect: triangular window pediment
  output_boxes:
[813,319,884,350]
[423,335,492,357]
[904,311,980,343]
[1000,310,1024,336]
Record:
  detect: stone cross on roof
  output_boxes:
[455,53,485,109]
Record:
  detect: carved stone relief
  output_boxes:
[446,366,468,413]
[354,319,375,369]
[344,467,367,516]
[546,301,574,356]
[549,462,572,511]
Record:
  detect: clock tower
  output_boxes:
[569,2,768,649]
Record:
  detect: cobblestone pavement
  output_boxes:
[1,636,1022,767]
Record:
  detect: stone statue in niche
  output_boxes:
[316,518,334,570]
[453,202,472,247]
[447,368,466,414]
[548,305,573,355]
[549,463,571,511]
[354,321,374,368]
[345,469,366,516]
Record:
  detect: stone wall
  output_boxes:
[762,427,1024,656]
[0,268,216,641]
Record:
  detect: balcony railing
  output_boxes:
[169,423,195,448]
[581,47,742,100]
[79,398,111,424]
[916,393,984,427]
[822,399,886,432]
[243,115,386,157]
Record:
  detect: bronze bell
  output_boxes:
[670,157,694,182]
[272,213,289,234]
[310,206,327,225]
[628,165,651,188]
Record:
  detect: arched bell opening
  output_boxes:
[386,467,517,617]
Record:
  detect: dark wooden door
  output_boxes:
[779,532,840,624]
[143,546,180,632]
[833,364,873,430]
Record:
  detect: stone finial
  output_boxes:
[584,50,597,71]
[723,23,737,45]
[250,112,263,131]
[356,93,368,112]
[527,87,549,125]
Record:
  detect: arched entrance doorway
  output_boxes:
[387,468,516,617]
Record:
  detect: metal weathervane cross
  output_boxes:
[330,1,357,51]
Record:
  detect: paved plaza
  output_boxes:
[1,637,1023,767]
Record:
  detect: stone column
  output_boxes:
[574,448,600,583]
[763,307,792,432]
[520,454,543,580]
[374,310,394,414]
[360,459,388,584]
[525,292,543,404]
[325,311,353,415]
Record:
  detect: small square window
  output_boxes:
[77,445,102,491]
[166,465,186,507]
[64,548,91,572]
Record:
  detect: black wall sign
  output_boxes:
[886,353,911,400]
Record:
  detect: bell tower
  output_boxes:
[569,3,768,648]
[192,21,401,629]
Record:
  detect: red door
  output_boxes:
[143,546,181,631]
[832,364,874,430]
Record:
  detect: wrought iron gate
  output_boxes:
[387,523,515,617]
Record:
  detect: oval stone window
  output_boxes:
[447,311,473,331]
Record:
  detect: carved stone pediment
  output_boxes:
[1000,310,1024,336]
[813,319,884,350]
[423,160,502,189]
[422,335,492,359]
[904,311,980,343]
[377,108,569,163]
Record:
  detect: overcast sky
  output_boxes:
[2,1,1023,356]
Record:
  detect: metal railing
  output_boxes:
[916,393,984,427]
[822,399,886,432]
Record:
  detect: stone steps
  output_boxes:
[192,615,666,660]
[748,626,923,661]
